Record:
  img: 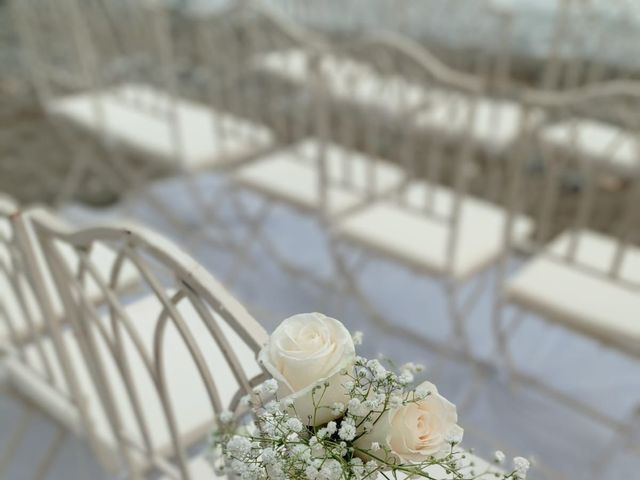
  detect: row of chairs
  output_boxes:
[10,0,640,474]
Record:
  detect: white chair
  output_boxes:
[495,83,640,477]
[538,116,640,180]
[4,206,268,479]
[253,47,430,117]
[228,36,431,290]
[411,90,546,160]
[321,35,533,353]
[47,82,276,172]
[0,194,139,349]
[12,0,276,233]
[0,196,136,479]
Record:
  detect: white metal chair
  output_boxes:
[323,34,534,353]
[12,0,276,233]
[6,206,268,479]
[0,195,137,479]
[494,82,640,476]
[538,114,640,180]
[0,194,139,349]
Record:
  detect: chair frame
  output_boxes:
[21,208,270,479]
[493,82,640,474]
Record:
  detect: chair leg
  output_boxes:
[444,282,471,355]
[32,426,67,480]
[224,197,274,287]
[0,402,35,477]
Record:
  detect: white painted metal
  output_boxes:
[17,208,269,478]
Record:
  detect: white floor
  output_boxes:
[2,172,639,479]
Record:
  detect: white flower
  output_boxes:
[353,381,463,463]
[258,313,356,426]
[513,457,530,478]
[352,331,364,345]
[326,421,337,434]
[494,450,506,464]
[445,426,463,444]
[286,417,303,433]
[261,379,279,395]
[227,435,252,456]
[218,410,233,424]
[414,386,430,400]
[398,371,414,384]
[370,442,380,452]
[319,459,343,480]
[338,422,357,441]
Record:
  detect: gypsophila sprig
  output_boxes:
[211,313,529,479]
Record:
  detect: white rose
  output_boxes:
[258,313,356,426]
[354,381,462,463]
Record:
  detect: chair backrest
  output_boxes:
[314,34,490,275]
[540,0,640,90]
[23,208,269,479]
[0,195,51,359]
[503,81,640,289]
[0,197,105,467]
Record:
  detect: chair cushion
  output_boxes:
[234,138,404,216]
[412,90,545,156]
[47,83,275,170]
[8,292,263,472]
[506,230,640,358]
[335,181,533,281]
[0,240,139,346]
[253,49,428,115]
[538,118,640,178]
[506,231,640,355]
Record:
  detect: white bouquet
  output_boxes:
[211,313,529,479]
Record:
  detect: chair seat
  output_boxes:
[412,91,545,156]
[538,118,640,178]
[253,49,428,115]
[47,83,275,170]
[164,450,495,479]
[0,241,139,345]
[506,230,640,358]
[234,138,404,216]
[335,181,533,281]
[6,292,262,472]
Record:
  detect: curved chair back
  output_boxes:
[501,82,640,296]
[0,198,104,467]
[318,34,491,277]
[512,82,640,253]
[23,208,268,479]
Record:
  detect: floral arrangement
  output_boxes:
[211,313,530,479]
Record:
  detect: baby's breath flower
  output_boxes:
[286,417,303,433]
[218,410,233,424]
[338,422,356,441]
[513,457,530,478]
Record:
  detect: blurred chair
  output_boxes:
[494,82,640,476]
[0,194,139,349]
[538,108,640,180]
[4,206,268,478]
[317,34,534,353]
[0,194,138,479]
[11,0,276,232]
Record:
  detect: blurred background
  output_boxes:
[1,0,639,478]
